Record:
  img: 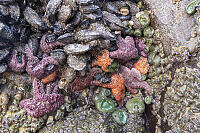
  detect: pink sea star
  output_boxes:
[109,35,138,63]
[135,38,147,58]
[119,65,152,95]
[40,34,65,54]
[25,44,59,79]
[8,50,26,73]
[19,78,64,118]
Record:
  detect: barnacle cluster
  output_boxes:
[0,105,46,133]
[163,66,200,132]
[39,105,145,133]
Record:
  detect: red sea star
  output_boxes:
[71,68,102,91]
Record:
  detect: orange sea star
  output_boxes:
[134,57,149,74]
[99,73,125,107]
[92,50,113,72]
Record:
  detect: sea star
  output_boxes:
[40,34,65,54]
[25,44,59,79]
[8,50,26,73]
[134,57,149,74]
[99,73,125,107]
[19,78,64,118]
[109,35,138,63]
[92,50,114,72]
[119,65,152,95]
[71,67,102,91]
[135,38,147,58]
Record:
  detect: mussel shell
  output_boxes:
[79,19,90,29]
[83,10,102,21]
[45,0,62,18]
[125,0,139,16]
[0,0,14,5]
[104,2,120,14]
[0,63,7,73]
[64,43,90,54]
[45,34,56,43]
[50,49,67,65]
[46,64,56,71]
[76,0,96,6]
[0,5,9,16]
[0,22,15,42]
[75,29,102,43]
[67,54,87,70]
[19,27,31,43]
[44,64,58,77]
[118,15,131,21]
[80,4,100,14]
[27,37,38,55]
[8,3,20,21]
[0,40,12,48]
[115,1,129,9]
[54,23,75,35]
[73,11,81,26]
[64,23,75,32]
[15,51,24,63]
[23,7,46,30]
[0,49,9,62]
[102,11,126,28]
[58,5,72,23]
[57,33,75,44]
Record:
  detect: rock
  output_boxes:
[64,43,90,54]
[67,54,87,71]
[143,0,195,54]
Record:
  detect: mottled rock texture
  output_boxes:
[144,0,195,54]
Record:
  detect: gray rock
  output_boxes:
[67,54,87,70]
[143,0,195,54]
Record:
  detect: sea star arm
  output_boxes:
[126,80,152,95]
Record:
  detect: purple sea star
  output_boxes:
[109,35,138,63]
[119,65,152,95]
[25,44,59,79]
[40,34,65,54]
[71,68,102,91]
[8,50,26,73]
[19,78,64,118]
[135,38,147,58]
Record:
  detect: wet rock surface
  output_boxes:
[144,0,195,54]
